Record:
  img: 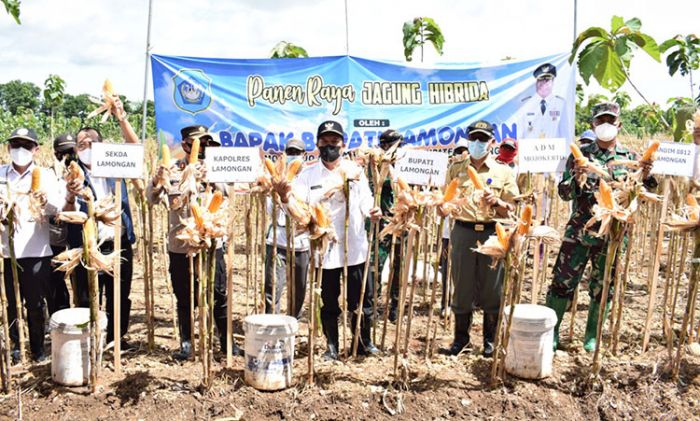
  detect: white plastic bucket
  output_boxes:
[503,304,557,379]
[50,308,108,386]
[243,314,299,391]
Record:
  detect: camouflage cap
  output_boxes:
[591,102,620,119]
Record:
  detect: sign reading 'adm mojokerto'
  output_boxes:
[92,143,144,179]
[205,147,261,183]
[395,149,448,186]
[517,138,568,174]
[650,140,695,177]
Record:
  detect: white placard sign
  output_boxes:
[92,143,144,179]
[649,140,696,177]
[205,147,261,183]
[395,149,448,186]
[517,137,568,174]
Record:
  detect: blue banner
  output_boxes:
[151,53,575,155]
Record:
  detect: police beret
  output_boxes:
[317,120,344,138]
[533,63,557,79]
[467,120,495,138]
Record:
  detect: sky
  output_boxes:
[0,0,697,106]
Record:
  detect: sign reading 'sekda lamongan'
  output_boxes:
[650,140,696,177]
[205,147,262,183]
[92,143,145,179]
[395,148,448,186]
[517,137,568,174]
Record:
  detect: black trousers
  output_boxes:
[48,245,71,315]
[3,257,51,356]
[320,263,374,322]
[74,237,133,343]
[169,249,228,345]
[440,238,449,310]
[264,245,309,317]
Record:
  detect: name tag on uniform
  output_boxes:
[474,224,484,232]
[310,185,322,190]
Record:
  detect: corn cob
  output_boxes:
[599,179,614,209]
[517,204,533,235]
[495,222,509,249]
[189,138,200,165]
[443,178,459,202]
[161,144,171,167]
[641,140,660,162]
[103,79,114,96]
[313,203,330,227]
[207,191,224,213]
[191,203,204,229]
[264,158,277,178]
[286,159,303,181]
[31,167,41,192]
[467,166,484,189]
[687,194,699,221]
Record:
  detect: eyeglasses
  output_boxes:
[286,149,303,156]
[468,135,491,143]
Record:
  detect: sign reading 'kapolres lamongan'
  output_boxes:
[204,147,262,183]
[92,143,144,179]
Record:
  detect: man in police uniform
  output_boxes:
[440,120,519,357]
[545,102,656,352]
[148,125,242,360]
[518,63,569,140]
[278,120,382,360]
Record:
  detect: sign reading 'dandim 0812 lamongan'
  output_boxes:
[204,147,261,183]
[517,138,568,174]
[395,149,449,186]
[649,140,696,177]
[92,143,145,179]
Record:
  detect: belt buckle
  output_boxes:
[474,224,484,232]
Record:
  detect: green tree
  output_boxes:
[402,17,444,62]
[270,41,308,59]
[660,34,700,99]
[0,80,41,114]
[570,16,660,104]
[612,91,631,110]
[43,74,66,139]
[2,0,20,24]
[60,93,94,119]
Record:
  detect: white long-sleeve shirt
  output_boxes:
[291,159,373,269]
[0,163,65,259]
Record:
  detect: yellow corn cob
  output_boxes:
[264,158,278,178]
[313,203,330,227]
[188,137,200,165]
[570,143,584,160]
[694,110,700,127]
[467,166,484,190]
[687,194,700,221]
[191,203,204,229]
[397,176,410,191]
[443,178,459,202]
[31,167,41,192]
[599,179,614,209]
[641,140,660,162]
[208,191,224,213]
[161,144,171,167]
[495,222,509,249]
[517,204,533,235]
[103,79,114,96]
[286,159,303,181]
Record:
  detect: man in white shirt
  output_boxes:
[1,127,66,362]
[279,121,382,360]
[517,63,569,140]
[264,138,310,317]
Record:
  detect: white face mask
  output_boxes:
[594,123,618,142]
[9,147,33,167]
[78,148,92,165]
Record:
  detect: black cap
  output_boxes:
[533,63,557,79]
[180,125,220,146]
[379,129,403,145]
[53,133,76,152]
[467,120,495,138]
[285,138,306,152]
[317,120,344,138]
[7,127,39,145]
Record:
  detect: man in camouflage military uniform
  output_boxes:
[369,129,403,322]
[440,120,519,357]
[546,102,656,352]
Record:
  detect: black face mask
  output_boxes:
[318,145,341,162]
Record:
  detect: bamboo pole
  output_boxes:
[672,230,700,379]
[147,203,155,351]
[160,210,177,342]
[0,259,12,392]
[380,235,398,351]
[670,232,690,335]
[188,255,196,361]
[352,219,375,358]
[226,186,235,368]
[425,216,446,360]
[198,252,207,377]
[245,195,252,316]
[611,231,634,355]
[6,209,25,364]
[259,194,267,313]
[286,215,293,316]
[139,202,152,352]
[642,177,671,352]
[113,180,123,374]
[402,210,423,356]
[442,236,454,329]
[662,233,679,339]
[271,196,278,313]
[393,230,416,380]
[592,228,621,376]
[206,243,216,389]
[491,253,512,384]
[371,222,380,344]
[341,174,350,358]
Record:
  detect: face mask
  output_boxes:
[10,147,33,167]
[78,148,92,165]
[594,123,618,142]
[497,147,517,164]
[318,145,341,162]
[286,155,301,165]
[467,140,491,160]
